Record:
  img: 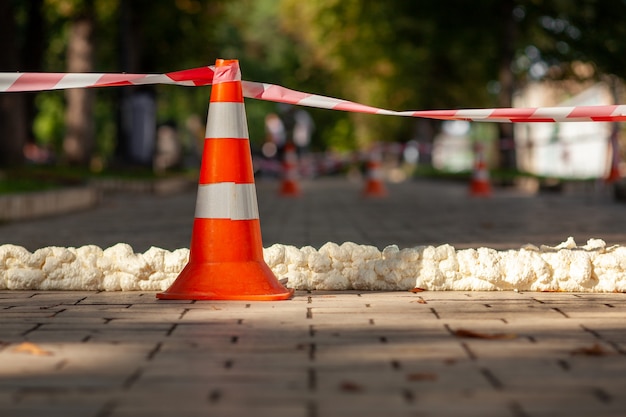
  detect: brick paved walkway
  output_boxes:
[1,290,625,417]
[1,178,626,416]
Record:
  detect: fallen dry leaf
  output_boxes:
[453,329,518,340]
[339,381,364,392]
[570,343,609,356]
[406,372,438,381]
[409,288,427,293]
[11,342,53,356]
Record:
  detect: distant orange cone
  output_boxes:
[157,59,293,301]
[469,142,491,197]
[605,125,621,183]
[279,142,301,197]
[362,146,387,197]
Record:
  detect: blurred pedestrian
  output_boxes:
[293,108,314,154]
[263,112,286,159]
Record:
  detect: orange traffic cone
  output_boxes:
[469,142,491,197]
[605,125,621,183]
[279,142,301,197]
[362,146,388,197]
[157,59,293,301]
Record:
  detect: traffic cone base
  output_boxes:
[280,179,301,196]
[279,143,301,197]
[470,181,492,196]
[362,180,388,197]
[157,261,293,301]
[470,164,491,196]
[469,143,491,197]
[157,210,293,301]
[606,167,621,183]
[362,149,387,198]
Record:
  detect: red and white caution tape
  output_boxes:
[2,64,625,123]
[0,66,216,91]
[242,81,626,123]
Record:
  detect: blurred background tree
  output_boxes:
[0,0,30,167]
[1,0,625,173]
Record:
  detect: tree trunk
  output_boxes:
[22,0,45,145]
[414,119,435,166]
[115,1,157,167]
[0,1,27,168]
[63,10,95,166]
[496,0,518,178]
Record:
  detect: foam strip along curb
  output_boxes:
[2,63,625,123]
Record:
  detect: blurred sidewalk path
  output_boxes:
[0,177,624,252]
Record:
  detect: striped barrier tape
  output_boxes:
[2,63,625,123]
[0,66,216,91]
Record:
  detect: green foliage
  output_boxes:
[9,0,626,167]
[93,90,117,158]
[326,117,355,152]
[277,0,508,148]
[0,178,60,194]
[33,92,65,149]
